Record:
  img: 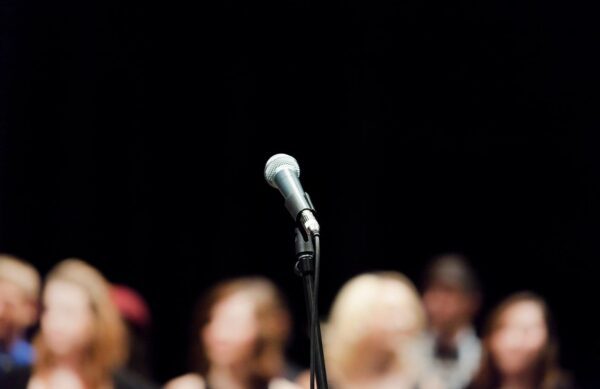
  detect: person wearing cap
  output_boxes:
[0,255,40,376]
[421,254,482,389]
[110,284,153,380]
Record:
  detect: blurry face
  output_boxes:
[366,281,421,347]
[202,292,259,367]
[41,280,95,358]
[489,301,548,377]
[0,280,35,345]
[423,283,476,333]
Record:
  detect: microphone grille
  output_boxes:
[264,154,300,188]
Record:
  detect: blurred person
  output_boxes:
[299,271,436,389]
[421,254,482,389]
[0,258,158,389]
[469,292,575,389]
[110,284,153,379]
[165,277,301,389]
[0,254,40,376]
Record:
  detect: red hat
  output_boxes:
[110,284,151,328]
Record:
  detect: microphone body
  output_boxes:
[265,154,320,236]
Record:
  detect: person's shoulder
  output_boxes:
[164,373,206,389]
[268,377,303,389]
[553,372,580,389]
[294,372,337,389]
[0,365,32,389]
[114,368,160,389]
[282,361,305,382]
[293,369,311,389]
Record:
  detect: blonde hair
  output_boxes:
[193,277,291,386]
[34,259,128,387]
[324,272,426,382]
[0,254,40,301]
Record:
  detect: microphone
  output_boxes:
[264,154,320,237]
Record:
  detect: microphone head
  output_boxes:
[264,153,300,188]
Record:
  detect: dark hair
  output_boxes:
[423,253,480,294]
[190,277,291,388]
[470,292,571,389]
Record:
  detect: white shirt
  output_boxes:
[423,327,482,389]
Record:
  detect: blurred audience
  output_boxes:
[0,254,40,376]
[299,271,435,389]
[421,254,482,389]
[0,252,580,389]
[0,258,157,389]
[470,292,574,389]
[165,276,301,389]
[110,284,153,379]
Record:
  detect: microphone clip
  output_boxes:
[296,192,320,240]
[294,227,315,277]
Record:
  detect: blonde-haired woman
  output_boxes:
[0,258,156,389]
[165,277,301,389]
[299,271,439,389]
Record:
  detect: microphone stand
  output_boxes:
[295,228,328,389]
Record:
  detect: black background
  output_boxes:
[1,0,599,386]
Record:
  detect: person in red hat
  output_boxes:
[110,283,153,380]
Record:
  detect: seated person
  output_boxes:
[0,255,40,376]
[298,271,434,389]
[421,254,482,389]
[469,292,575,389]
[165,277,301,389]
[0,258,158,389]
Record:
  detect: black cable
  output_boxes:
[313,234,321,329]
[310,295,315,389]
[312,233,321,388]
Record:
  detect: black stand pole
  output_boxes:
[295,229,328,389]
